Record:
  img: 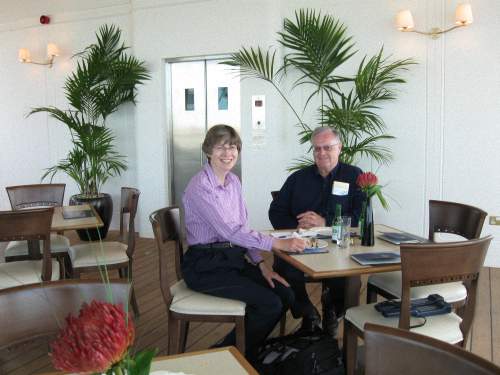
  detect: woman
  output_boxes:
[182,124,306,360]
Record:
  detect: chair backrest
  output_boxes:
[429,200,487,241]
[6,184,65,210]
[0,208,54,281]
[365,323,500,375]
[119,187,140,258]
[0,279,130,350]
[271,190,279,200]
[399,236,492,344]
[149,207,183,307]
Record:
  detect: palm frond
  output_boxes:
[221,46,281,84]
[279,9,356,101]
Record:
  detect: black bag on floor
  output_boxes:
[254,330,344,375]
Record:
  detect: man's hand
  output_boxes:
[296,211,326,229]
[258,262,290,288]
[272,238,306,253]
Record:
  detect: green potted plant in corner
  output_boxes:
[223,9,415,170]
[29,24,150,240]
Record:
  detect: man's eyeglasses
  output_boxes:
[312,143,340,153]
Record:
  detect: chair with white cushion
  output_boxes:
[0,208,60,290]
[5,184,70,277]
[367,200,487,307]
[345,236,492,375]
[69,187,140,316]
[364,323,500,375]
[149,207,246,355]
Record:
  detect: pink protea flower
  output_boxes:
[356,171,389,210]
[50,300,134,374]
[356,171,378,190]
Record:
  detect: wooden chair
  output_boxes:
[364,323,500,375]
[0,280,130,351]
[0,208,60,290]
[69,187,140,316]
[5,184,70,277]
[149,206,246,355]
[367,200,487,306]
[344,236,492,375]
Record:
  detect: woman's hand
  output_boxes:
[258,262,290,288]
[272,237,307,253]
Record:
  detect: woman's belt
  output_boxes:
[189,241,234,250]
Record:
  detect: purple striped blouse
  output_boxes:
[182,163,273,263]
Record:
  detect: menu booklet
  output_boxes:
[351,252,401,265]
[377,232,427,245]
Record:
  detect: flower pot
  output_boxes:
[69,193,113,241]
[360,198,375,246]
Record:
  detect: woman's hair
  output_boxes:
[202,124,242,158]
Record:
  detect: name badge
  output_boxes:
[332,181,349,196]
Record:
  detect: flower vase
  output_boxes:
[361,198,374,246]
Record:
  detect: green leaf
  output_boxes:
[126,349,158,375]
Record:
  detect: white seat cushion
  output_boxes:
[170,280,246,316]
[0,260,60,290]
[69,242,129,268]
[345,302,463,344]
[368,271,466,303]
[5,234,70,257]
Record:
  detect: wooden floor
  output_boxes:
[0,233,499,374]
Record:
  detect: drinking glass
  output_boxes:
[337,216,351,249]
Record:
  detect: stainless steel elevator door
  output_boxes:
[169,58,241,207]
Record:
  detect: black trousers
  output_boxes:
[182,246,295,359]
[274,256,345,318]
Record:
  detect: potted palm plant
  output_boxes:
[223,9,415,170]
[29,24,150,240]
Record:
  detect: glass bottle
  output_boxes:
[331,204,342,243]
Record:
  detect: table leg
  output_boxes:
[27,239,42,259]
[342,275,361,363]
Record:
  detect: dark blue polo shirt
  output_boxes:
[269,163,365,229]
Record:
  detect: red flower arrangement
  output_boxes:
[356,171,389,209]
[50,301,155,375]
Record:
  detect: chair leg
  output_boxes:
[235,315,246,356]
[366,283,378,304]
[179,321,190,353]
[279,313,287,336]
[130,285,140,317]
[168,313,181,355]
[344,320,358,375]
[56,255,66,280]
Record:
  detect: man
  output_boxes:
[269,126,364,336]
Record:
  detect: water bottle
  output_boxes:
[331,204,342,243]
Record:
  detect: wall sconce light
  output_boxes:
[18,43,59,68]
[396,3,473,39]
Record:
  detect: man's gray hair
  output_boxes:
[311,126,341,143]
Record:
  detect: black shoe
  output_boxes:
[322,308,339,337]
[299,308,321,333]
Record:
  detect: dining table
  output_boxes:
[272,224,405,351]
[42,346,258,375]
[28,204,103,259]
